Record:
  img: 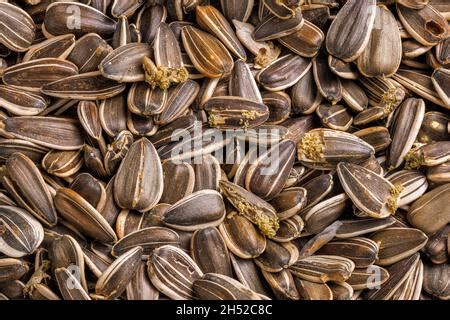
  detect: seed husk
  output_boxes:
[196,5,246,61]
[0,85,49,116]
[253,8,304,41]
[301,193,348,234]
[0,2,35,52]
[112,227,180,259]
[128,82,167,117]
[291,68,322,115]
[233,20,280,69]
[193,155,220,192]
[245,139,296,200]
[386,170,429,207]
[270,187,307,221]
[397,3,448,46]
[254,239,296,273]
[162,190,226,231]
[49,235,87,291]
[205,96,269,130]
[312,51,343,104]
[387,98,426,169]
[54,188,117,244]
[126,112,157,137]
[347,265,390,290]
[365,253,419,300]
[317,237,379,268]
[326,0,377,62]
[356,5,402,77]
[229,60,263,103]
[191,226,233,277]
[341,80,368,112]
[298,221,343,259]
[423,263,450,300]
[2,58,78,93]
[100,43,151,83]
[54,267,90,300]
[136,3,167,45]
[1,152,57,227]
[316,104,353,132]
[43,2,116,38]
[68,33,112,73]
[114,138,163,212]
[257,54,312,92]
[392,68,447,108]
[354,127,391,153]
[337,162,402,218]
[145,23,188,90]
[328,56,359,80]
[182,26,233,78]
[418,111,449,143]
[219,212,266,259]
[298,129,375,170]
[41,71,127,101]
[0,258,29,283]
[328,281,354,300]
[219,180,279,237]
[71,181,103,214]
[94,247,143,300]
[0,205,44,258]
[229,253,271,296]
[147,245,203,300]
[270,215,304,243]
[262,91,291,125]
[194,272,262,300]
[220,0,254,22]
[160,160,195,204]
[370,227,428,266]
[290,255,355,283]
[294,278,333,300]
[115,210,142,239]
[431,68,450,108]
[407,183,450,235]
[126,261,159,300]
[104,131,134,176]
[278,20,324,58]
[261,269,299,300]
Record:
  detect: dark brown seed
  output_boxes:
[190,226,233,277]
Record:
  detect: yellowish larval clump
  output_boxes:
[143,57,189,90]
[404,149,424,170]
[236,201,279,237]
[387,183,404,214]
[300,132,325,161]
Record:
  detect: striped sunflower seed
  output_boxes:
[356,5,402,77]
[325,0,377,62]
[0,258,29,283]
[161,190,226,231]
[93,247,143,300]
[111,227,180,258]
[144,23,188,90]
[43,2,116,38]
[147,245,203,300]
[297,129,375,170]
[0,205,44,258]
[219,212,266,259]
[339,162,402,218]
[193,273,262,300]
[0,2,35,52]
[54,188,117,244]
[407,183,450,235]
[423,263,450,300]
[219,180,279,237]
[290,255,355,283]
[347,265,390,290]
[67,33,112,73]
[294,278,333,300]
[261,269,299,300]
[1,152,57,227]
[370,227,428,266]
[114,138,163,212]
[190,226,233,277]
[253,8,304,41]
[54,267,90,300]
[0,85,49,116]
[181,26,233,78]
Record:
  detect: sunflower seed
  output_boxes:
[1,153,57,227]
[347,265,390,290]
[253,9,304,41]
[93,247,143,300]
[294,278,333,300]
[290,255,355,283]
[0,2,35,52]
[162,190,226,231]
[0,206,44,258]
[147,245,203,300]
[326,0,377,62]
[54,267,90,300]
[0,258,29,283]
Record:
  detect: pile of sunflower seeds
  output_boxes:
[0,0,449,301]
